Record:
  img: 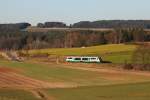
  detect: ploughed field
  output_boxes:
[0,59,150,100]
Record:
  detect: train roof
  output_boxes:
[66,56,100,58]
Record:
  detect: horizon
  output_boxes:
[0,0,150,25]
[1,19,150,26]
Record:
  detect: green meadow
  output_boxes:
[0,89,39,100]
[45,82,150,100]
[27,44,137,63]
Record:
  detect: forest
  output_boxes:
[37,20,150,28]
[0,20,150,50]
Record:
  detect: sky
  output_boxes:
[0,0,150,25]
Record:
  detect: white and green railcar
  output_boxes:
[66,56,101,63]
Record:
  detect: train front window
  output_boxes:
[68,58,72,59]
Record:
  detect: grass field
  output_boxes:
[45,82,150,100]
[0,60,129,86]
[0,43,149,100]
[0,59,150,100]
[0,89,39,100]
[29,44,136,56]
[0,60,149,86]
[27,44,137,63]
[103,51,133,63]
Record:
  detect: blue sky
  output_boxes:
[0,0,150,25]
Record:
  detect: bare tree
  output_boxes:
[132,44,150,70]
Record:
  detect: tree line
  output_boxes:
[1,20,150,29]
[0,23,31,31]
[37,20,150,28]
[0,27,149,50]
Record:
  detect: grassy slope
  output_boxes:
[103,51,133,63]
[29,44,136,56]
[0,89,39,100]
[28,44,137,63]
[45,82,150,100]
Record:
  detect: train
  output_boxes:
[66,56,102,63]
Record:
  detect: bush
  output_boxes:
[123,64,134,70]
[138,64,150,71]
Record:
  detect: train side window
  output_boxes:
[91,58,96,60]
[75,58,81,60]
[82,58,88,60]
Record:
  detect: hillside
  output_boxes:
[26,44,137,63]
[72,20,150,28]
[28,44,136,55]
